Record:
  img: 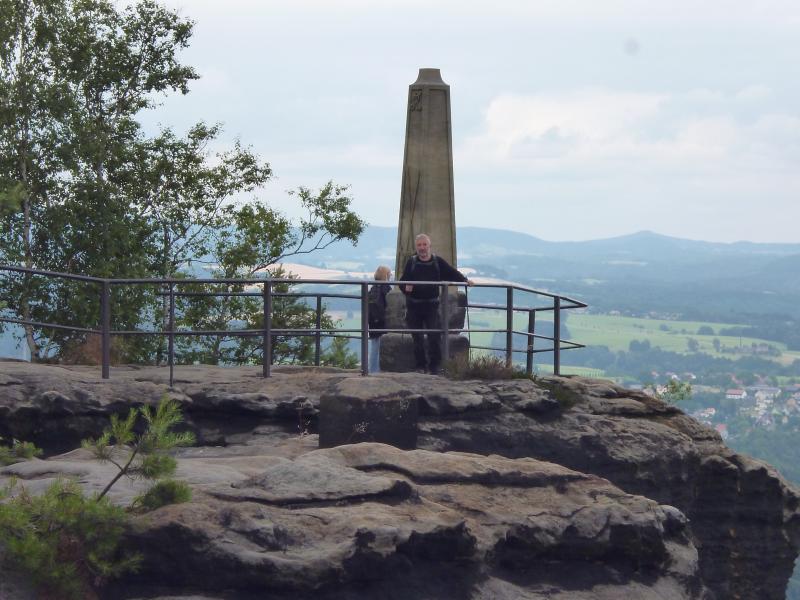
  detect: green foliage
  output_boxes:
[131,478,191,512]
[0,0,365,367]
[0,478,140,599]
[161,181,364,367]
[535,380,583,409]
[0,437,42,466]
[445,353,527,380]
[0,181,24,215]
[658,380,693,404]
[320,335,359,369]
[82,395,195,500]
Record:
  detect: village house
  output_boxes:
[692,408,716,424]
[749,385,781,400]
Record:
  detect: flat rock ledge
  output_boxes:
[0,362,798,600]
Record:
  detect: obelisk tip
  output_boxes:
[414,68,447,86]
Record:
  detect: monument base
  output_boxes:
[385,288,467,330]
[379,332,470,373]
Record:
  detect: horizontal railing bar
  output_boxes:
[0,316,99,334]
[0,264,104,283]
[470,344,583,355]
[0,265,586,311]
[0,319,584,345]
[110,330,360,339]
[467,302,555,313]
[470,344,553,355]
[155,291,359,300]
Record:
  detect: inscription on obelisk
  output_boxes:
[394,68,457,276]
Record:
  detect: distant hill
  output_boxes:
[295,226,800,319]
[306,226,800,267]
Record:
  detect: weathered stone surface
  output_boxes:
[318,378,419,449]
[379,332,469,372]
[0,361,797,599]
[1,441,708,600]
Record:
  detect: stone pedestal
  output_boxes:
[381,287,469,372]
[379,332,470,373]
[319,379,419,450]
[385,287,467,330]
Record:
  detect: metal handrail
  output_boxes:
[0,264,587,384]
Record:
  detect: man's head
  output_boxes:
[414,233,431,260]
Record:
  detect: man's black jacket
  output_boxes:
[400,254,467,302]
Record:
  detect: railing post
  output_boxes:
[526,308,536,377]
[315,295,322,366]
[441,283,450,368]
[361,282,369,376]
[263,281,272,378]
[101,281,110,379]
[506,287,514,367]
[554,296,561,376]
[168,283,175,387]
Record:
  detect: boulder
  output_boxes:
[0,361,797,599]
[318,378,419,449]
[2,441,709,600]
[379,333,469,372]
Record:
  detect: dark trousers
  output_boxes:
[406,300,441,370]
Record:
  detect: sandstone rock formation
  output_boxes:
[0,361,797,599]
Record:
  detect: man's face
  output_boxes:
[415,237,431,260]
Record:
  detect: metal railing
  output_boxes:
[0,265,587,385]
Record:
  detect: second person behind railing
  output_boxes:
[367,265,392,373]
[400,233,473,375]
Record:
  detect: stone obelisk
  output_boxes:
[395,68,457,275]
[380,69,468,373]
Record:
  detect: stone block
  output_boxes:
[385,288,467,330]
[379,332,470,372]
[319,378,419,449]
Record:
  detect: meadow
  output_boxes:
[330,307,800,376]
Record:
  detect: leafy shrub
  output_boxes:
[444,354,528,380]
[0,438,42,466]
[536,380,582,409]
[132,479,192,512]
[0,479,141,599]
[659,380,693,404]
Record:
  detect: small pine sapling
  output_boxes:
[82,396,196,500]
[0,437,42,466]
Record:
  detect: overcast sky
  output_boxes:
[140,0,800,244]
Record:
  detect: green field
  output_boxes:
[566,313,800,363]
[327,308,800,370]
[468,309,800,364]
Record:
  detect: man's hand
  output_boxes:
[404,284,414,293]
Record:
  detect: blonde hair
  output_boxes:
[374,265,391,280]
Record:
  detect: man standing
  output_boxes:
[400,233,472,374]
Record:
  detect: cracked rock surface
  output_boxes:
[0,362,798,599]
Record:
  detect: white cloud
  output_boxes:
[158,0,800,27]
[460,87,799,175]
